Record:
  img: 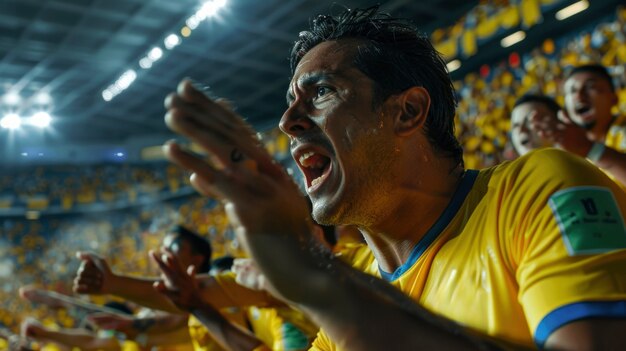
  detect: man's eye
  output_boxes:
[316,86,331,98]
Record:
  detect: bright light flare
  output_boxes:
[3,92,21,105]
[139,57,153,69]
[1,113,21,129]
[116,70,137,90]
[197,1,219,19]
[34,92,52,105]
[102,70,137,101]
[31,112,52,128]
[148,47,163,61]
[501,31,526,48]
[446,59,461,73]
[164,34,181,50]
[556,0,589,21]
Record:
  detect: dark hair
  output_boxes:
[170,225,212,273]
[290,6,462,164]
[513,94,561,114]
[565,64,615,91]
[212,255,235,272]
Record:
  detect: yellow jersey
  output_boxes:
[188,307,248,351]
[605,114,626,152]
[248,306,317,351]
[312,148,626,350]
[210,272,318,350]
[594,114,626,188]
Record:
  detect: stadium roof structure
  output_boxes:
[0,0,621,152]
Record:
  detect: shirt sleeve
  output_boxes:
[206,272,280,308]
[309,330,337,351]
[506,150,626,348]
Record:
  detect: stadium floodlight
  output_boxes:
[101,0,228,101]
[34,92,52,105]
[186,14,201,30]
[31,111,52,128]
[139,57,153,69]
[116,70,137,90]
[148,47,163,61]
[181,26,192,37]
[556,0,589,21]
[3,92,21,105]
[102,70,137,101]
[197,1,218,19]
[446,59,461,73]
[1,113,21,129]
[501,31,526,48]
[164,34,181,50]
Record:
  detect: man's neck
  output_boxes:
[359,162,466,274]
[589,114,615,142]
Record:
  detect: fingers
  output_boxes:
[73,259,104,294]
[149,249,187,291]
[76,251,109,273]
[163,142,220,197]
[76,251,99,263]
[165,101,236,170]
[557,110,573,124]
[164,79,284,179]
[165,142,271,201]
[18,286,36,301]
[187,265,197,277]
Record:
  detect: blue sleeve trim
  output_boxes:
[534,300,626,349]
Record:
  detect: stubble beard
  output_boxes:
[311,139,398,229]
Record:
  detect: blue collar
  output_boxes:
[379,169,479,282]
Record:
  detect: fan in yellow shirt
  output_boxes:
[311,148,626,350]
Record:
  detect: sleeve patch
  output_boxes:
[548,186,626,256]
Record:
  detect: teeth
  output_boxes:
[311,176,323,188]
[299,151,315,166]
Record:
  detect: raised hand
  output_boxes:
[529,109,593,157]
[150,248,205,312]
[232,258,267,292]
[73,252,114,295]
[163,79,321,306]
[20,319,44,340]
[86,313,134,335]
[19,286,65,309]
[162,79,313,249]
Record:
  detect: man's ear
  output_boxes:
[610,91,618,106]
[393,86,430,136]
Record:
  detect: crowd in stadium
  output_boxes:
[1,2,626,351]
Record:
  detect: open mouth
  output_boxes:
[295,149,332,192]
[574,104,592,116]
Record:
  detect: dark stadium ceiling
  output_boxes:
[0,0,621,148]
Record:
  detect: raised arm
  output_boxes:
[21,320,119,351]
[73,251,274,313]
[72,251,182,313]
[20,286,128,317]
[162,79,626,350]
[160,79,504,351]
[150,250,269,351]
[87,311,188,339]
